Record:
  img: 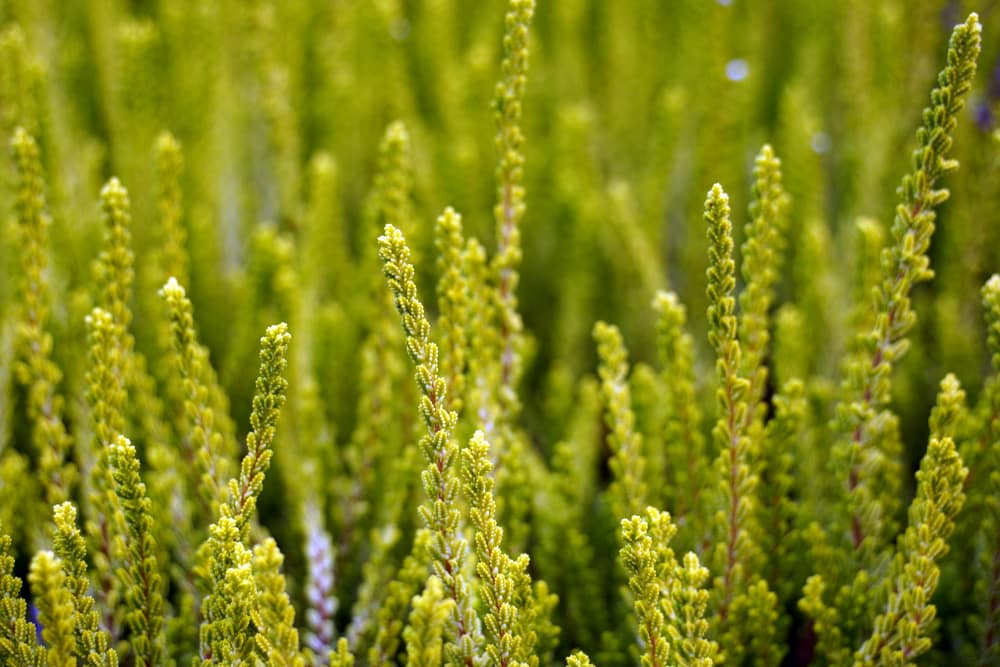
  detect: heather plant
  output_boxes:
[0,1,999,666]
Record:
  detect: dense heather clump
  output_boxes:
[0,2,998,666]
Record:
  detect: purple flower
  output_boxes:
[28,602,43,645]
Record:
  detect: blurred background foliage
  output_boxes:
[1,0,999,662]
[1,0,998,438]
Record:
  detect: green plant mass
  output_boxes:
[2,1,1000,665]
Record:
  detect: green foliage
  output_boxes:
[97,178,135,331]
[0,532,42,664]
[51,502,117,666]
[29,550,80,667]
[959,275,1000,665]
[619,510,674,667]
[853,435,966,666]
[199,321,291,665]
[370,530,434,667]
[226,322,291,535]
[464,429,531,667]
[652,290,707,539]
[0,3,998,667]
[404,576,453,667]
[199,515,257,665]
[672,553,716,667]
[12,127,73,510]
[253,537,307,667]
[154,131,187,289]
[330,638,357,667]
[379,222,482,667]
[739,145,790,417]
[702,181,779,665]
[802,15,983,664]
[619,508,717,667]
[435,207,470,414]
[492,0,535,418]
[84,305,128,638]
[161,276,235,515]
[831,10,980,560]
[594,320,647,520]
[109,436,165,667]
